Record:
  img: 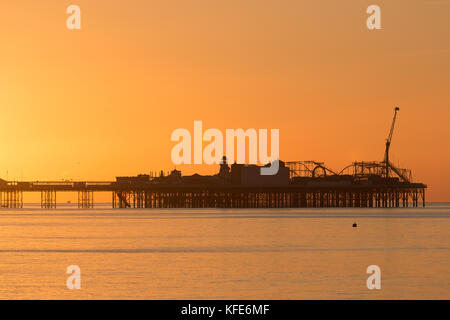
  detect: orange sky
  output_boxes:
[0,0,449,201]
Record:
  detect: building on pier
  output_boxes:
[109,157,426,209]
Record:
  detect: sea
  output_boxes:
[0,203,449,299]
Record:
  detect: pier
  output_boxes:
[0,160,426,209]
[0,108,426,209]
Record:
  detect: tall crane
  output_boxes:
[384,107,400,179]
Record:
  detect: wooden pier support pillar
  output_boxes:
[0,190,23,208]
[107,185,426,209]
[41,190,56,209]
[78,190,94,208]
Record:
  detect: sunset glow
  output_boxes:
[0,1,449,200]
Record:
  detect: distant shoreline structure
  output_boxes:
[0,108,426,209]
[0,157,426,209]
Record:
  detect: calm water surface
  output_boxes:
[0,203,449,299]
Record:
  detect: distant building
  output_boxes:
[114,160,290,187]
[230,160,290,186]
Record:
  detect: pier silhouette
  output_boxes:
[0,108,426,209]
[0,158,426,209]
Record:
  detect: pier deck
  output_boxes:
[0,180,426,209]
